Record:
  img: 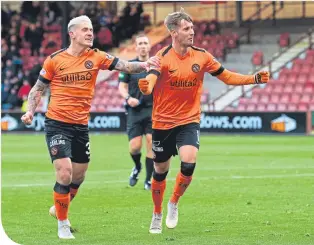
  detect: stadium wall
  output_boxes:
[119,1,314,24]
[1,112,310,135]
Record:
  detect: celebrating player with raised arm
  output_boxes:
[21,15,160,240]
[138,9,269,234]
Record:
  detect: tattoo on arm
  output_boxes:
[27,79,49,114]
[114,59,146,73]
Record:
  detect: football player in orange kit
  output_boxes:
[21,15,160,239]
[138,8,269,234]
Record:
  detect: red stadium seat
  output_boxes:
[297,74,308,83]
[304,84,314,93]
[283,84,293,93]
[297,103,308,111]
[237,104,246,111]
[279,33,290,48]
[269,94,280,103]
[266,103,276,111]
[280,94,290,103]
[246,104,256,111]
[295,84,304,93]
[300,94,311,103]
[260,95,269,104]
[256,104,266,112]
[309,104,314,111]
[291,94,300,103]
[277,104,287,111]
[287,104,297,111]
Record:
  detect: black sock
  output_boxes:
[153,170,168,182]
[130,153,142,170]
[145,157,154,182]
[53,182,70,194]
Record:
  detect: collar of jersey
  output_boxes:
[172,47,191,60]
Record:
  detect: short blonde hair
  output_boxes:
[68,15,92,32]
[164,7,193,32]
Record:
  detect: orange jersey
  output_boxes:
[149,45,224,130]
[39,48,118,125]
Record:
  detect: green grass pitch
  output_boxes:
[1,134,314,245]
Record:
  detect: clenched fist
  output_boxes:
[254,71,270,84]
[21,111,34,125]
[138,78,150,95]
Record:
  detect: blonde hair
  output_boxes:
[164,7,193,32]
[68,15,92,32]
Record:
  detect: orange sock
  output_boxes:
[70,188,78,201]
[69,182,81,201]
[53,191,70,221]
[151,179,166,214]
[170,173,192,204]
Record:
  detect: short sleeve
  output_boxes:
[148,49,163,77]
[38,57,54,84]
[204,51,225,76]
[99,51,119,71]
[118,72,130,83]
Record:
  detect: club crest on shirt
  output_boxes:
[40,69,46,75]
[192,64,200,73]
[106,53,114,60]
[85,60,94,69]
[50,147,58,156]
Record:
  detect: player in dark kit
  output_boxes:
[119,34,154,190]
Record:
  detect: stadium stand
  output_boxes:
[225,49,314,112]
[2,1,313,114]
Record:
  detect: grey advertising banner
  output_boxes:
[1,112,307,134]
[1,112,127,132]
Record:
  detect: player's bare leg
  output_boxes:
[149,159,170,234]
[51,158,75,239]
[129,136,143,186]
[166,145,197,229]
[144,133,153,190]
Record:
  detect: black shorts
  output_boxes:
[152,123,200,163]
[126,107,152,140]
[45,117,90,163]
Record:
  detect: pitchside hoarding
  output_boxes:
[1,112,307,134]
[1,112,127,132]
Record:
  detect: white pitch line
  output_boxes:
[2,165,314,177]
[2,173,314,188]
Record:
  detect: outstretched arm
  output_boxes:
[204,51,269,85]
[216,69,269,85]
[113,56,160,74]
[114,59,148,73]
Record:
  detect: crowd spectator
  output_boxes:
[25,23,44,56]
[2,1,151,111]
[204,19,221,36]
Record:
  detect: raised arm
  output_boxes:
[204,51,269,85]
[21,79,49,125]
[216,69,269,85]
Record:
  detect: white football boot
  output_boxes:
[58,219,75,239]
[166,202,178,229]
[49,205,76,233]
[149,213,163,234]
